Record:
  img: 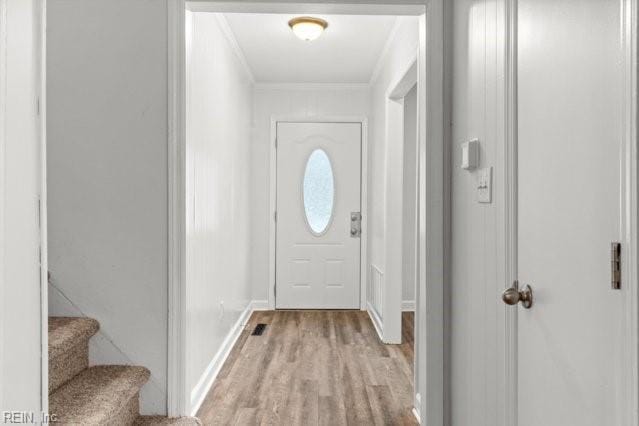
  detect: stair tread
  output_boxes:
[135,416,202,425]
[50,365,150,424]
[49,317,99,359]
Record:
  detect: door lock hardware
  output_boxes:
[611,242,621,290]
[350,212,361,238]
[502,280,533,309]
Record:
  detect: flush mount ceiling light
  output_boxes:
[288,16,328,41]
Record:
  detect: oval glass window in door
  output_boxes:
[303,149,335,235]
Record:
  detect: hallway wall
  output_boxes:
[367,17,419,340]
[185,12,254,411]
[402,85,418,306]
[369,16,419,282]
[448,0,509,424]
[250,85,371,305]
[47,0,169,414]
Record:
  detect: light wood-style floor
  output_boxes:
[197,310,416,426]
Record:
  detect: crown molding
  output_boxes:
[253,82,371,90]
[368,17,402,86]
[213,13,255,83]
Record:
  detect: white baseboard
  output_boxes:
[251,300,270,311]
[402,300,416,311]
[366,301,384,342]
[413,392,421,423]
[189,302,253,416]
[412,407,421,424]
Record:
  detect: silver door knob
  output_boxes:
[502,281,533,309]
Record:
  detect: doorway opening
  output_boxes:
[169,1,445,424]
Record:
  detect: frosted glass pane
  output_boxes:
[303,149,335,234]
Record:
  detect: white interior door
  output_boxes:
[515,1,624,425]
[276,122,361,309]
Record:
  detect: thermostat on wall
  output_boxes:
[461,139,479,170]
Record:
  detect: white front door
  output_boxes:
[276,122,361,309]
[515,0,624,424]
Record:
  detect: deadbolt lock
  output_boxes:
[502,280,533,309]
[350,212,361,238]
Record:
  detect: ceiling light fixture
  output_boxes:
[288,16,328,41]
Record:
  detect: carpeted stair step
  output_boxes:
[49,317,100,393]
[49,365,150,425]
[134,416,203,425]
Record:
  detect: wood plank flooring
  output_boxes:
[197,310,416,426]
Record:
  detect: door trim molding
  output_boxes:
[269,116,369,311]
[503,0,518,425]
[1,0,48,412]
[0,0,6,408]
[417,4,446,424]
[382,54,418,344]
[37,0,48,414]
[621,0,639,424]
[167,0,188,417]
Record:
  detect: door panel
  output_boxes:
[517,1,623,425]
[276,122,361,309]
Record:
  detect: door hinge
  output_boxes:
[275,138,278,149]
[611,242,621,290]
[274,211,277,222]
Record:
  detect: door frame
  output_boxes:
[38,0,48,413]
[0,0,48,414]
[620,1,639,423]
[270,117,369,311]
[502,0,639,425]
[376,56,418,345]
[168,1,446,425]
[503,1,518,424]
[0,0,7,409]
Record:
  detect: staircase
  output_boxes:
[49,317,201,425]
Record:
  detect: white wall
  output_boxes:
[47,0,169,414]
[366,17,418,341]
[185,12,253,411]
[402,84,418,306]
[369,17,419,277]
[251,85,371,304]
[449,0,508,424]
[1,0,45,413]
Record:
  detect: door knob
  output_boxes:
[502,281,533,309]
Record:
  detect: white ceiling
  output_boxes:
[222,13,399,84]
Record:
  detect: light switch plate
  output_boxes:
[477,167,492,203]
